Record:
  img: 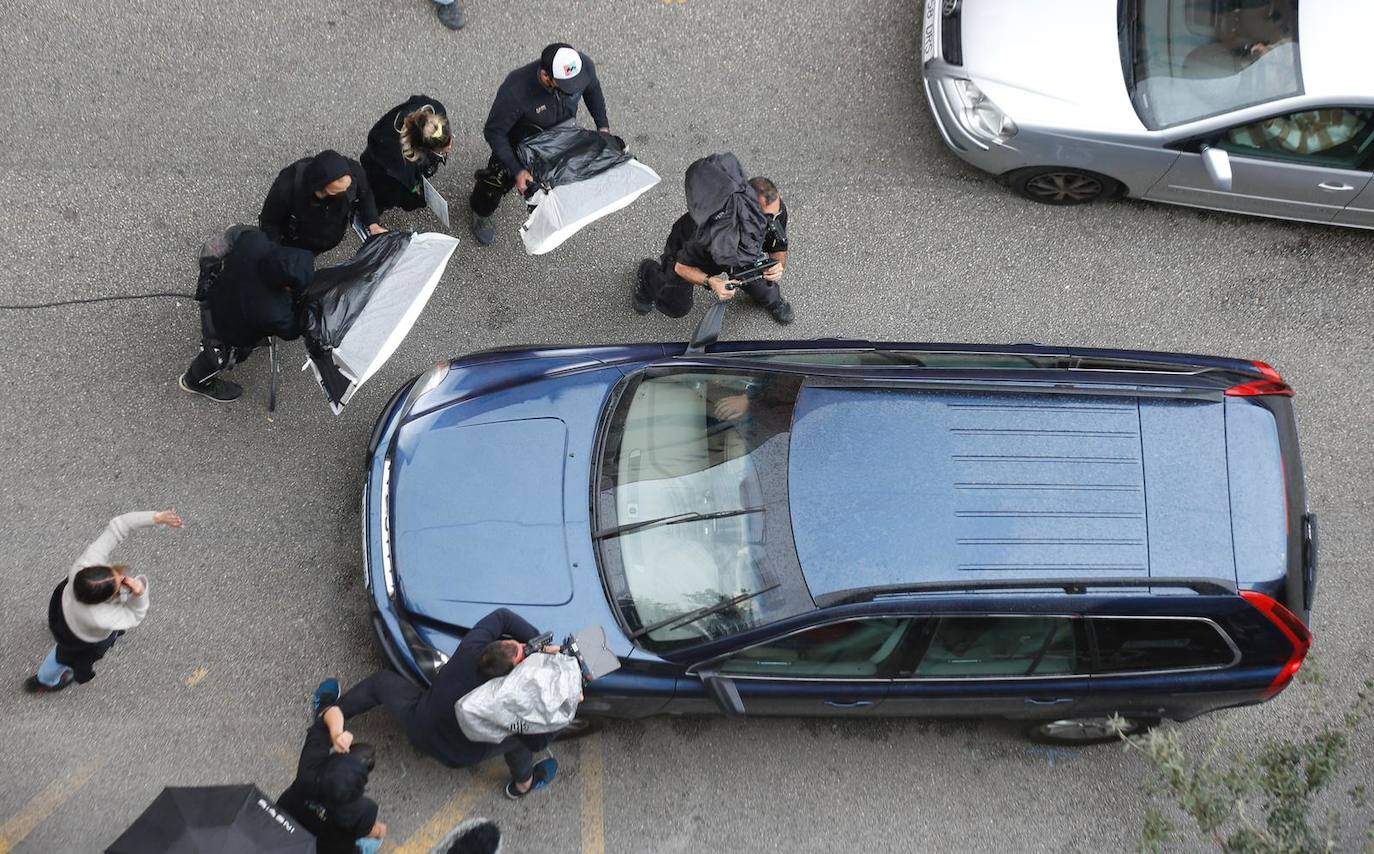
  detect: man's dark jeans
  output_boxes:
[339,670,552,783]
[469,156,516,218]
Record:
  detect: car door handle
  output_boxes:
[1025,697,1074,706]
[1317,181,1356,192]
[824,699,875,709]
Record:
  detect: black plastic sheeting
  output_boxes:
[684,152,766,268]
[304,230,412,348]
[517,121,629,188]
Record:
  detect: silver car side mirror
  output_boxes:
[1201,145,1233,191]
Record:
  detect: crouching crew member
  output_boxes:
[179,229,314,402]
[469,43,611,246]
[635,176,794,325]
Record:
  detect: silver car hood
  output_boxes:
[960,0,1145,135]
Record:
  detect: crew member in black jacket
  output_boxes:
[635,176,794,325]
[360,95,453,214]
[259,150,385,255]
[178,229,313,402]
[469,43,611,245]
[327,609,562,800]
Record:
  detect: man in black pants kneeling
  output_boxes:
[326,608,560,800]
[635,175,794,325]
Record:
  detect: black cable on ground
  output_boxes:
[0,292,194,310]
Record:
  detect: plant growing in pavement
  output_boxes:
[1114,662,1374,853]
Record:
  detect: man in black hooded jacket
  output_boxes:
[260,150,385,256]
[178,228,313,402]
[277,683,386,854]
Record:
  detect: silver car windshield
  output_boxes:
[1123,0,1301,129]
[593,369,812,652]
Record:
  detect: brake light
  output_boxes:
[1240,590,1312,698]
[1226,361,1293,397]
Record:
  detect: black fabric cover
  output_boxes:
[683,152,767,268]
[303,230,413,348]
[516,121,629,188]
[105,784,315,853]
[204,229,313,347]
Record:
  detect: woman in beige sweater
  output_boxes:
[26,509,184,693]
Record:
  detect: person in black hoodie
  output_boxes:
[178,229,313,402]
[360,96,453,215]
[277,681,387,854]
[259,150,385,256]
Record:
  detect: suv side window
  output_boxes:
[1090,618,1237,673]
[1221,108,1374,169]
[715,618,914,679]
[909,616,1083,678]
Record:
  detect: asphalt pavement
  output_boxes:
[1,1,1371,852]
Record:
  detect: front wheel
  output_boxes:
[1007,167,1122,206]
[1025,716,1158,746]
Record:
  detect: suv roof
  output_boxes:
[787,384,1287,601]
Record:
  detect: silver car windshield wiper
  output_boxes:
[628,582,782,641]
[592,506,763,541]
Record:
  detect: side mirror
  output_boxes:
[686,300,729,355]
[699,671,746,719]
[1201,145,1233,191]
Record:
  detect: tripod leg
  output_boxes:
[268,338,280,414]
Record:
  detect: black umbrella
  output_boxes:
[106,785,315,853]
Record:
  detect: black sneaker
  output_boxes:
[633,260,657,315]
[768,299,795,325]
[179,373,243,402]
[435,0,465,29]
[24,673,73,694]
[470,212,496,246]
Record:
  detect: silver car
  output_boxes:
[921,0,1374,228]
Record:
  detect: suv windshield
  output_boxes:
[1122,0,1301,129]
[594,369,813,652]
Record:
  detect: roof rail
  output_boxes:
[815,576,1237,608]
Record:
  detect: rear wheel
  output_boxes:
[1025,715,1158,746]
[1008,167,1122,205]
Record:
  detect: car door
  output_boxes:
[674,617,913,717]
[881,615,1091,719]
[1075,615,1252,721]
[1146,107,1374,223]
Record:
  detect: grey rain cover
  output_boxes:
[455,653,584,744]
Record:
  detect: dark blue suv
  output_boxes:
[363,333,1315,744]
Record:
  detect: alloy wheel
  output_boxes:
[1023,171,1105,203]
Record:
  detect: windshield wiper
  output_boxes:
[628,582,782,641]
[593,506,764,541]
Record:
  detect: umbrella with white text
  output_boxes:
[105,785,314,854]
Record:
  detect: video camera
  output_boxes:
[724,256,780,290]
[522,626,622,683]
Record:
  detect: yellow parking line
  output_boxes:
[580,731,605,854]
[0,759,104,854]
[389,765,505,854]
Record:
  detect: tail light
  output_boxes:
[1226,361,1293,397]
[1240,590,1312,698]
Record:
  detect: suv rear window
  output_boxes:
[1091,618,1236,673]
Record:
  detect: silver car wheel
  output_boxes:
[1023,171,1105,203]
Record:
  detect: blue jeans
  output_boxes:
[37,646,73,687]
[356,838,382,854]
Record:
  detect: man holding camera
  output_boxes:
[324,608,561,800]
[634,175,793,325]
[469,42,611,246]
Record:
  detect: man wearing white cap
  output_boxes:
[469,43,611,245]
